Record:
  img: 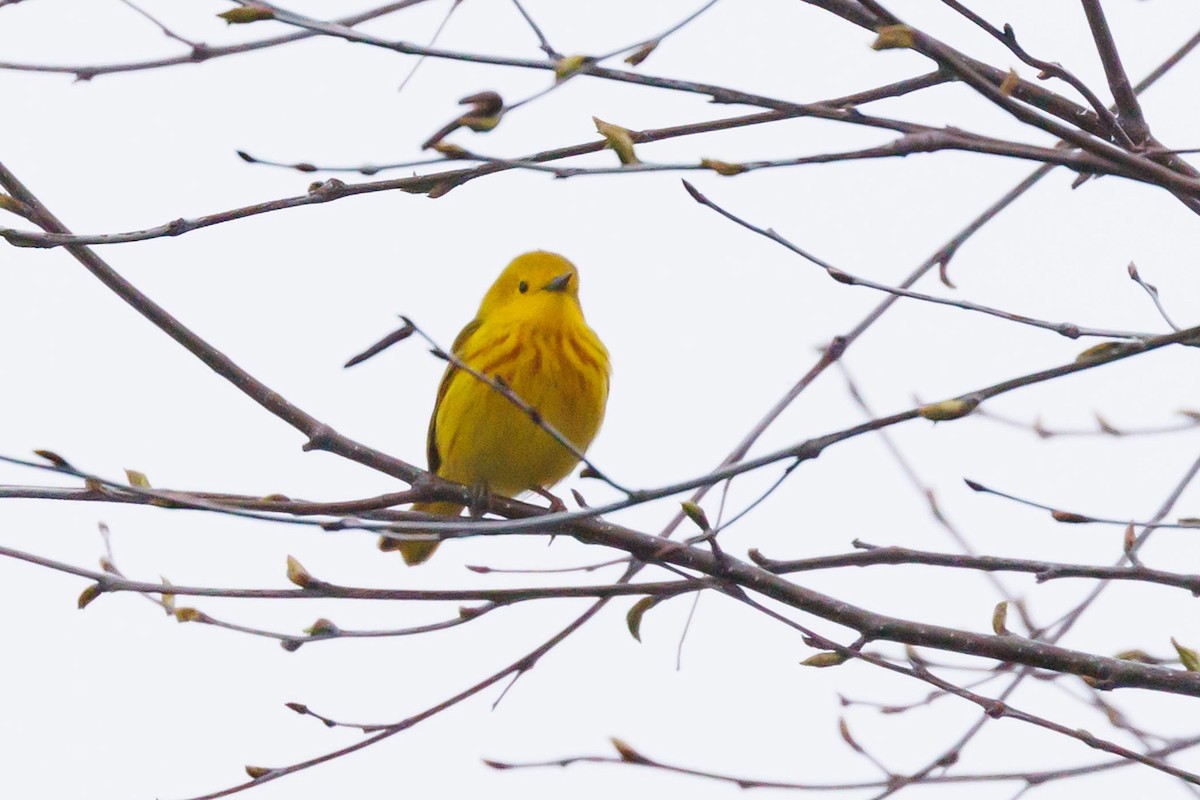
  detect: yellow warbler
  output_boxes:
[381,251,611,564]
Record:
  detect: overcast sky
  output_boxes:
[4,2,1200,799]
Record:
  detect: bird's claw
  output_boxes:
[533,486,568,513]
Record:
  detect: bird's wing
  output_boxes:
[426,318,483,474]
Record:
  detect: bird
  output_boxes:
[381,251,611,565]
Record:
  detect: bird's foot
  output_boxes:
[533,486,568,513]
[467,480,491,519]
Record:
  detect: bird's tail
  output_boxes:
[378,500,463,565]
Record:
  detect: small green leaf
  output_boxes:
[679,501,711,532]
[124,469,151,488]
[1075,341,1133,364]
[593,117,640,165]
[1051,510,1093,524]
[700,158,747,176]
[1172,637,1200,671]
[992,601,1010,635]
[460,114,500,133]
[871,24,914,50]
[626,596,659,642]
[433,142,471,160]
[174,607,206,623]
[554,55,593,82]
[33,449,72,469]
[917,397,978,421]
[801,651,848,668]
[77,583,102,609]
[160,576,175,614]
[998,68,1019,97]
[218,6,275,24]
[286,555,313,588]
[625,41,658,67]
[304,617,339,636]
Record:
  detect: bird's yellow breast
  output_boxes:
[432,310,609,496]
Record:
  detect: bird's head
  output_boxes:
[477,251,583,321]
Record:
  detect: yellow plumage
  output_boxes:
[382,251,611,565]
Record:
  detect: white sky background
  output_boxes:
[3,1,1200,798]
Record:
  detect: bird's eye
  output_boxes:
[518,280,529,294]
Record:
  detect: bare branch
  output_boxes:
[0,2,434,80]
[753,541,1200,597]
[1080,0,1151,143]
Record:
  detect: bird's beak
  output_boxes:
[542,272,573,292]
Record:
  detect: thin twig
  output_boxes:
[396,0,463,94]
[116,0,202,48]
[0,2,432,80]
[752,541,1200,596]
[509,0,557,58]
[1127,262,1182,331]
[1080,0,1150,143]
